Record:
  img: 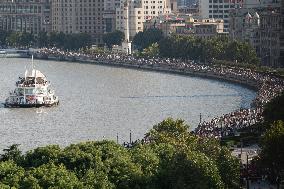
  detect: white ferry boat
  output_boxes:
[4,58,59,108]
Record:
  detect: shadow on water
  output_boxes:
[0,102,6,108]
[120,94,239,99]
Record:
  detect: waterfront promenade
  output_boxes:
[34,48,284,139]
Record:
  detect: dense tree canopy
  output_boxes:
[0,118,240,189]
[132,28,164,51]
[263,92,284,123]
[103,30,125,49]
[257,121,284,184]
[158,35,259,65]
[0,31,91,50]
[0,30,9,47]
[131,31,259,65]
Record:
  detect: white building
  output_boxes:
[198,0,240,32]
[199,0,280,32]
[229,0,282,67]
[116,0,176,40]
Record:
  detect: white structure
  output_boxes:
[198,0,239,32]
[229,0,282,67]
[122,1,132,54]
[5,64,59,108]
[116,0,174,40]
[199,0,280,32]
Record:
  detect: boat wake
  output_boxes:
[120,94,239,99]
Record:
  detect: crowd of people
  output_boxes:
[35,48,284,138]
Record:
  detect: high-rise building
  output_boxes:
[0,0,51,34]
[259,8,282,67]
[52,0,105,45]
[116,0,175,40]
[199,0,280,33]
[229,0,283,67]
[104,0,121,32]
[198,0,241,32]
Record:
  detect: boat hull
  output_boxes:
[4,101,59,108]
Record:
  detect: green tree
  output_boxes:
[0,119,241,189]
[0,30,9,46]
[0,161,25,188]
[37,31,48,48]
[103,30,125,49]
[0,144,22,163]
[131,144,160,182]
[145,118,239,188]
[133,28,164,50]
[23,145,62,168]
[18,32,34,47]
[21,163,83,188]
[158,36,175,57]
[94,141,143,189]
[141,42,160,57]
[7,32,21,47]
[259,120,284,184]
[161,151,224,189]
[81,169,115,189]
[263,92,284,123]
[48,32,65,48]
[145,118,197,149]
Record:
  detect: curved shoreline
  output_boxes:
[34,55,259,92]
[30,50,284,138]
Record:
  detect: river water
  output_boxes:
[0,58,256,151]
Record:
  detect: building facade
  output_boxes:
[52,0,105,45]
[198,0,276,32]
[198,0,241,32]
[115,0,176,40]
[229,1,283,67]
[259,9,282,67]
[104,0,121,32]
[144,15,224,38]
[0,0,51,34]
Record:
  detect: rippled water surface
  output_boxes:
[0,58,256,151]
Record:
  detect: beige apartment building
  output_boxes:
[52,0,105,45]
[229,1,283,67]
[116,0,177,40]
[144,15,224,38]
[0,0,51,34]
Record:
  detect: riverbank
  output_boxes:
[33,54,259,91]
[31,48,284,138]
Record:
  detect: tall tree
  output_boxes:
[258,121,284,185]
[263,92,284,123]
[37,31,48,48]
[133,28,164,50]
[0,30,9,46]
[103,30,125,49]
[0,144,22,163]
